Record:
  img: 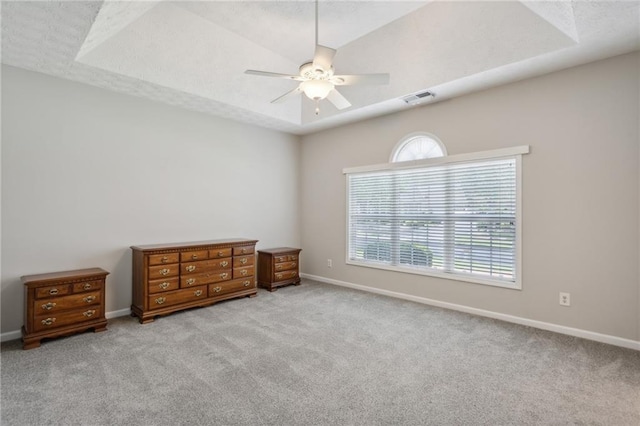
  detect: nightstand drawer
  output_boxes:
[274,261,297,272]
[34,308,101,332]
[35,284,71,299]
[34,291,101,315]
[274,270,298,282]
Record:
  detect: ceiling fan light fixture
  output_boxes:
[301,79,334,100]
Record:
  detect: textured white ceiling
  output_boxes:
[2,1,639,135]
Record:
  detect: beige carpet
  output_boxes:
[2,279,639,425]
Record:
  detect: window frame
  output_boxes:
[390,132,448,162]
[344,145,528,290]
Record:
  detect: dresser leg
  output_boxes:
[93,325,108,333]
[22,338,41,350]
[248,293,258,298]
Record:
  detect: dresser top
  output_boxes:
[131,238,258,252]
[21,267,109,285]
[258,247,302,254]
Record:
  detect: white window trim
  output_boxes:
[344,145,528,290]
[389,132,448,162]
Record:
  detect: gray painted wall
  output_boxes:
[300,52,640,341]
[1,66,301,333]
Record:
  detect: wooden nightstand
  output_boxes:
[22,267,109,350]
[257,248,301,292]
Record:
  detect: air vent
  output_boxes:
[402,91,436,105]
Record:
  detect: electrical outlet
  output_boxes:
[559,292,570,306]
[327,259,332,268]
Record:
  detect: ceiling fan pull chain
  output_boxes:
[315,99,320,116]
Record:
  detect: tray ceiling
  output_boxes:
[2,1,639,135]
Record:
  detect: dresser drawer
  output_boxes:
[72,280,102,293]
[35,284,71,299]
[34,291,101,315]
[233,266,254,279]
[148,277,180,294]
[182,259,232,275]
[233,255,254,268]
[274,270,298,282]
[274,261,297,272]
[180,272,222,288]
[148,286,207,310]
[34,308,101,332]
[148,264,179,280]
[180,250,208,262]
[148,253,179,266]
[209,248,232,259]
[209,278,254,297]
[233,246,255,256]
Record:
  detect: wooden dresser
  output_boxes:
[131,239,258,324]
[22,267,109,350]
[257,247,302,291]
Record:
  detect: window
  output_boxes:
[390,133,447,162]
[345,146,528,289]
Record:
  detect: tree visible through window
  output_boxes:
[347,138,522,288]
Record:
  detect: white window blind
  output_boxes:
[347,156,520,288]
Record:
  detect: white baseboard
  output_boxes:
[301,273,640,351]
[1,307,132,343]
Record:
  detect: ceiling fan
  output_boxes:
[244,0,390,115]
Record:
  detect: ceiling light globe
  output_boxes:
[301,80,334,100]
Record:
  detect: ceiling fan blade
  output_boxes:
[326,89,351,110]
[245,70,303,81]
[312,45,336,70]
[331,73,390,86]
[271,86,302,104]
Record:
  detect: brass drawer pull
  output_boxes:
[276,257,285,262]
[292,262,297,267]
[241,248,247,253]
[275,264,282,271]
[41,302,57,311]
[155,297,166,305]
[41,318,56,326]
[241,269,248,276]
[191,254,198,260]
[217,251,224,257]
[159,268,170,276]
[49,288,59,295]
[240,258,247,265]
[194,290,203,297]
[186,265,196,272]
[243,281,251,287]
[159,282,170,290]
[212,286,222,293]
[220,261,229,267]
[220,273,228,279]
[83,296,96,303]
[83,310,96,318]
[186,278,195,286]
[161,256,169,263]
[276,273,283,279]
[83,283,92,290]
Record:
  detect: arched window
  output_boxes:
[390,133,447,162]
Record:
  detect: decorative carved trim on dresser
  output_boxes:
[257,247,301,292]
[131,239,258,324]
[22,267,109,350]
